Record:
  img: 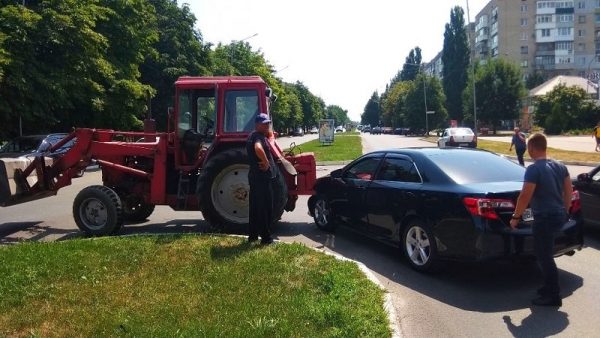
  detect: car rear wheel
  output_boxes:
[402,220,437,272]
[311,195,336,232]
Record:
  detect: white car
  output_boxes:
[308,126,318,134]
[437,128,477,148]
[335,126,346,133]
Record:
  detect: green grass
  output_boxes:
[290,134,362,162]
[423,137,600,163]
[0,235,390,337]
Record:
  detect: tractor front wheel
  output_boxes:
[73,185,123,236]
[121,194,155,223]
[198,148,287,233]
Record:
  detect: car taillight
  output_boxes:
[463,197,515,220]
[570,190,581,214]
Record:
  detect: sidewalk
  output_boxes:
[480,135,597,153]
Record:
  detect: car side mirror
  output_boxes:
[331,169,342,178]
[577,173,591,182]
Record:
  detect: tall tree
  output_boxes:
[463,59,525,133]
[398,47,422,82]
[141,0,211,131]
[326,104,350,126]
[442,6,470,122]
[361,91,381,126]
[404,74,447,132]
[380,81,411,128]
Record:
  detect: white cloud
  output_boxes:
[189,0,489,121]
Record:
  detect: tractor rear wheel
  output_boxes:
[73,185,123,236]
[198,148,287,233]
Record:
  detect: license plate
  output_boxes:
[522,208,534,222]
[459,143,469,147]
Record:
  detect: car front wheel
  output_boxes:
[311,195,336,232]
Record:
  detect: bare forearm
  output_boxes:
[514,183,536,217]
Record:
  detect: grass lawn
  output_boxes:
[0,235,390,337]
[423,137,600,163]
[290,133,362,162]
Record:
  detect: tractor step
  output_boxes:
[176,172,191,209]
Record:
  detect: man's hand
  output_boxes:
[509,218,519,229]
[259,160,270,171]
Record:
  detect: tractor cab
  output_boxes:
[171,76,274,169]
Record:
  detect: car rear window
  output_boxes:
[427,150,525,184]
[450,128,473,136]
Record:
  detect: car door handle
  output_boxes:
[405,192,416,198]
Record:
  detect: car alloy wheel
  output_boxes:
[405,225,431,266]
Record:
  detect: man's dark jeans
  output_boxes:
[532,213,567,297]
[516,148,526,166]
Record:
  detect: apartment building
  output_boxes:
[428,0,600,80]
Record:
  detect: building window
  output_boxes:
[521,18,528,26]
[558,14,574,23]
[558,27,573,36]
[521,60,529,68]
[556,41,573,51]
[579,29,586,37]
[557,57,573,64]
[521,46,529,54]
[597,0,600,8]
[596,14,600,23]
[521,32,529,40]
[578,42,586,51]
[537,15,552,24]
[579,15,586,23]
[541,29,552,37]
[579,1,586,8]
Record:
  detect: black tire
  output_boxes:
[121,194,155,223]
[402,219,438,272]
[198,148,287,233]
[309,195,336,232]
[73,185,123,236]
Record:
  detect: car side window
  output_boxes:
[592,170,600,182]
[376,157,422,183]
[343,157,381,181]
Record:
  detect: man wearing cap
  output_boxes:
[246,113,276,244]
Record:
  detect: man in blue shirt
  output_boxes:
[510,133,572,307]
[509,127,527,166]
[246,113,276,245]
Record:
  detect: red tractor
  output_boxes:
[0,76,317,235]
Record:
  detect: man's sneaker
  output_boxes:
[531,295,562,307]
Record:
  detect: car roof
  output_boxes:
[365,147,492,158]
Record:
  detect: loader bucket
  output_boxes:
[0,157,56,207]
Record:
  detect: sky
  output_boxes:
[190,0,490,121]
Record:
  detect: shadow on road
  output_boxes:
[0,221,81,244]
[503,308,569,338]
[275,221,584,314]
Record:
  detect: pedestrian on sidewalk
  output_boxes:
[593,122,600,152]
[509,127,527,166]
[510,133,572,307]
[246,113,276,245]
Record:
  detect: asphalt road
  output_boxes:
[1,133,599,337]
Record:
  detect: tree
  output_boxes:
[442,6,470,122]
[380,81,411,127]
[396,47,422,83]
[326,105,350,126]
[534,84,600,134]
[403,74,447,132]
[463,59,525,133]
[526,71,547,90]
[361,91,381,126]
[141,0,211,131]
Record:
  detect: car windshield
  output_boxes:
[0,137,42,153]
[450,128,473,135]
[428,150,525,184]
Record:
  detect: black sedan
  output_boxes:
[573,165,600,228]
[308,148,583,272]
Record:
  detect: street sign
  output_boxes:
[426,111,435,115]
